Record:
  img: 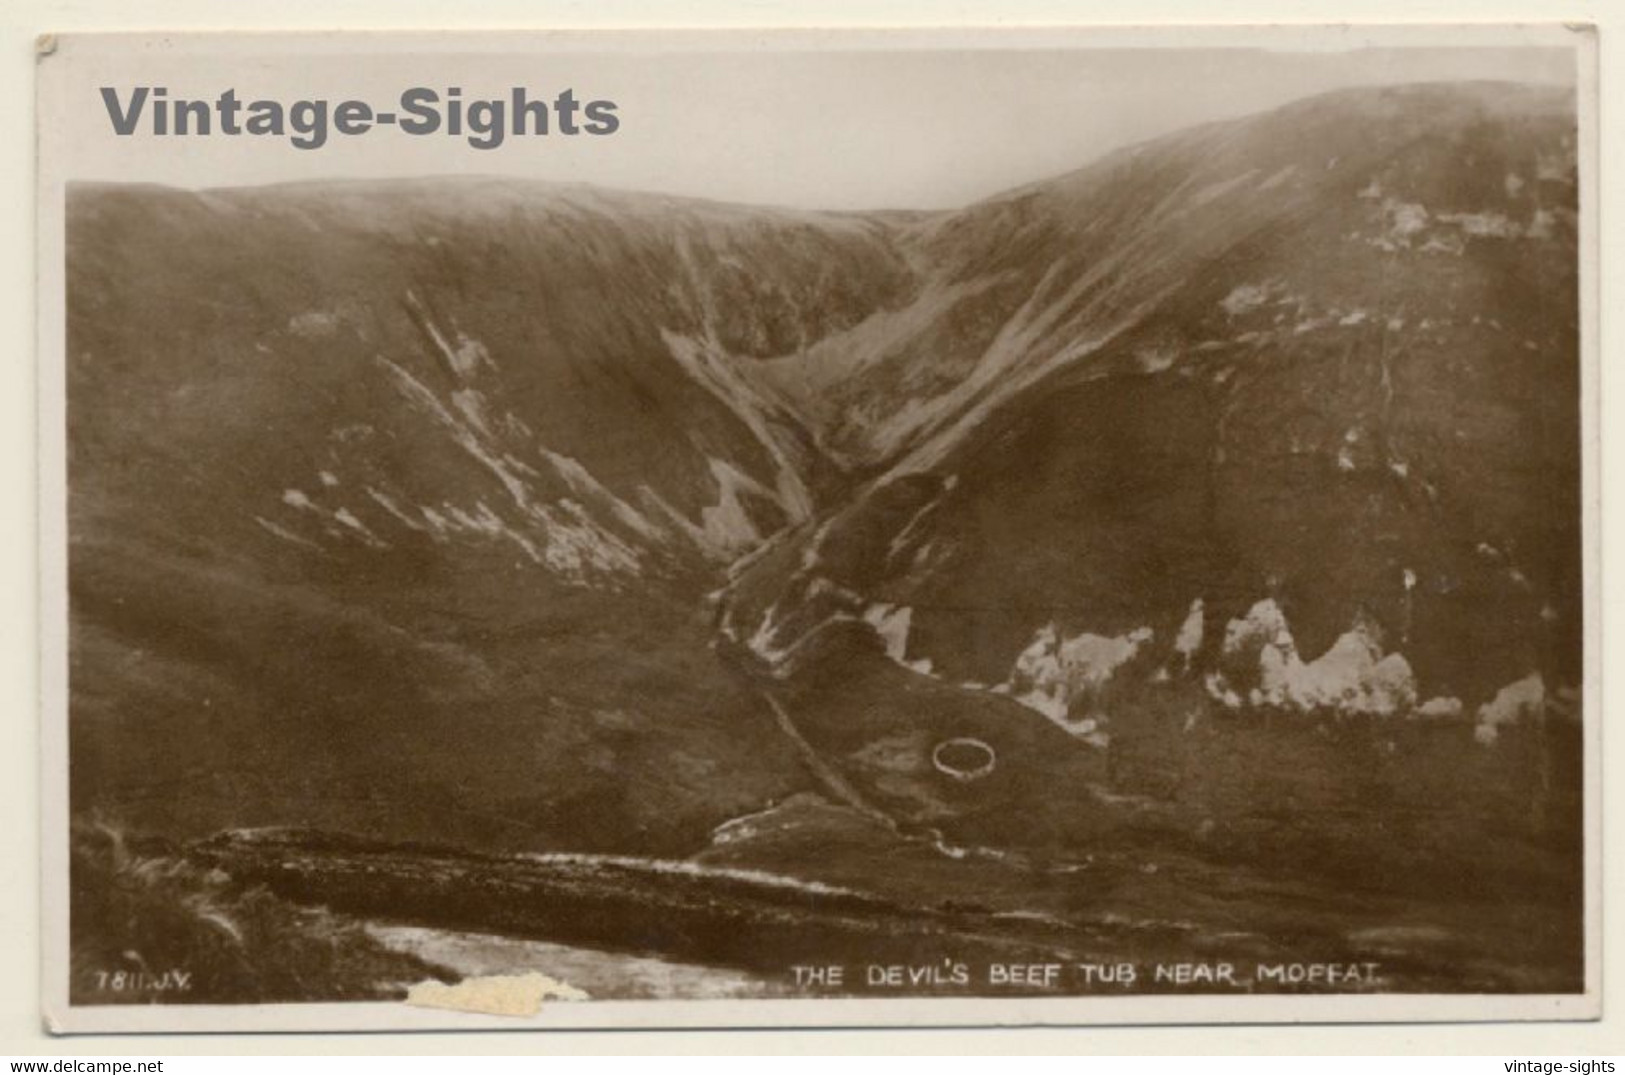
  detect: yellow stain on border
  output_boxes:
[405,973,590,1017]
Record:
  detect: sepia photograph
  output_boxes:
[36,26,1598,1032]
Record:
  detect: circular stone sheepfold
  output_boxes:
[931,737,997,782]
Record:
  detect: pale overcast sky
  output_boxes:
[44,31,1579,210]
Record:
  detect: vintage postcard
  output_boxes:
[37,25,1599,1032]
